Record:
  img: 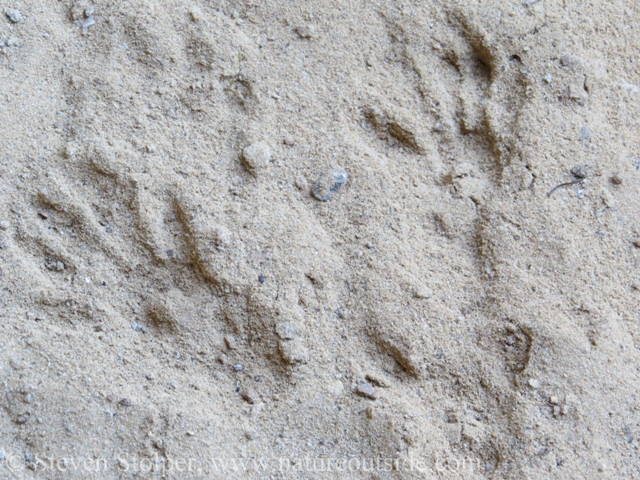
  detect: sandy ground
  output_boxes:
[0,0,639,478]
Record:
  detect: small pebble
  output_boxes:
[610,174,623,185]
[56,261,65,271]
[242,387,260,404]
[16,414,29,424]
[312,166,348,201]
[528,378,541,389]
[294,25,316,39]
[6,9,23,23]
[634,239,640,248]
[234,364,243,372]
[0,221,9,230]
[6,37,19,47]
[560,54,580,67]
[414,287,433,299]
[224,335,237,350]
[571,166,588,179]
[189,6,203,21]
[355,382,377,400]
[283,135,295,146]
[38,211,49,219]
[242,142,271,173]
[366,405,375,419]
[275,322,300,340]
[106,394,116,403]
[131,322,145,333]
[258,274,265,283]
[119,398,132,407]
[166,249,174,257]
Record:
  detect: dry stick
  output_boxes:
[546,178,585,197]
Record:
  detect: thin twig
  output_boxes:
[547,178,584,197]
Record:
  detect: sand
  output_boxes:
[0,0,639,478]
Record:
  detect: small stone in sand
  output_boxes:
[242,142,271,173]
[189,6,203,22]
[634,239,640,248]
[275,322,300,340]
[242,387,260,404]
[312,166,348,201]
[294,25,316,39]
[560,54,580,67]
[610,174,623,185]
[355,382,377,400]
[0,221,9,230]
[6,9,23,23]
[224,335,237,350]
[119,398,132,407]
[234,364,243,372]
[16,414,29,424]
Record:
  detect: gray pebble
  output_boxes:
[560,54,580,67]
[131,322,145,333]
[312,166,348,201]
[579,126,592,140]
[6,9,23,23]
[355,382,377,400]
[119,397,132,407]
[0,221,9,230]
[571,166,588,179]
[233,364,243,372]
